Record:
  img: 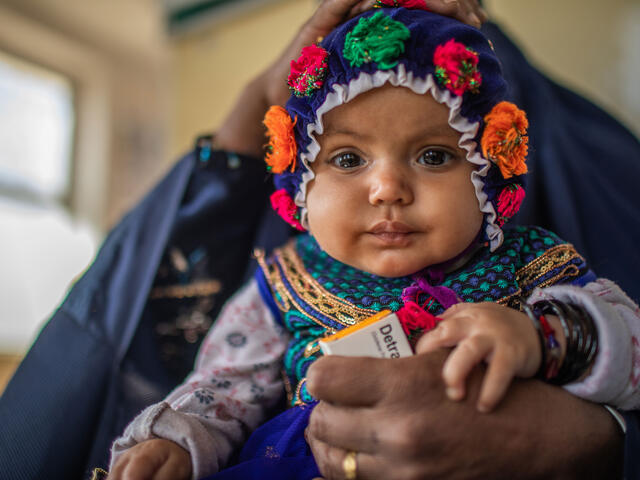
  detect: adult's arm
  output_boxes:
[306,352,623,479]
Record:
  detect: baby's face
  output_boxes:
[306,84,483,277]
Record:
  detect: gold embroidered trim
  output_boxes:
[90,468,108,480]
[516,244,584,291]
[281,368,294,405]
[149,279,222,299]
[293,378,308,406]
[256,243,377,328]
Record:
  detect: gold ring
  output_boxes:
[342,450,357,480]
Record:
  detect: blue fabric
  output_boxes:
[482,22,640,304]
[203,404,319,480]
[624,411,640,479]
[0,147,272,477]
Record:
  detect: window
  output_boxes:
[0,50,75,203]
[0,51,96,353]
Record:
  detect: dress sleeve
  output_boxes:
[527,279,640,410]
[109,278,290,479]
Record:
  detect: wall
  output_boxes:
[485,0,640,136]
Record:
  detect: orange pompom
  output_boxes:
[480,101,529,179]
[264,105,297,174]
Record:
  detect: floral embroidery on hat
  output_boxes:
[264,105,297,173]
[496,184,526,226]
[373,0,430,10]
[433,39,482,96]
[288,45,329,97]
[270,189,305,231]
[343,11,411,69]
[481,101,529,179]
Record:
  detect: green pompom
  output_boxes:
[343,11,410,69]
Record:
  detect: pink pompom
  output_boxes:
[374,0,430,10]
[270,189,305,231]
[396,301,441,339]
[496,184,526,226]
[433,39,482,96]
[288,45,329,97]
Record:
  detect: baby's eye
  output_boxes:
[418,149,453,166]
[332,152,365,170]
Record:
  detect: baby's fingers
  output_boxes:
[115,458,157,480]
[441,336,492,402]
[415,317,468,354]
[476,348,518,413]
[153,455,191,480]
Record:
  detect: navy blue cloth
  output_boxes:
[0,145,273,478]
[482,22,640,305]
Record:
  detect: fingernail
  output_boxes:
[470,13,481,26]
[477,403,490,413]
[443,0,458,4]
[446,387,463,400]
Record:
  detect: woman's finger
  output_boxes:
[441,335,493,401]
[308,436,385,480]
[307,356,394,406]
[423,0,487,28]
[308,402,380,453]
[476,347,518,413]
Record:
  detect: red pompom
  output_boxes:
[270,189,305,231]
[496,184,526,226]
[396,301,441,340]
[434,39,482,96]
[288,45,329,97]
[374,0,430,10]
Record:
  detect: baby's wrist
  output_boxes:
[524,300,598,385]
[522,303,563,380]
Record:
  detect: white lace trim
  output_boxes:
[295,64,503,251]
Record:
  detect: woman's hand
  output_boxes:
[305,352,623,480]
[108,439,192,480]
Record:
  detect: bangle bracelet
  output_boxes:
[538,314,562,380]
[532,300,599,385]
[521,303,547,379]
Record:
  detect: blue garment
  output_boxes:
[203,404,320,480]
[482,22,640,305]
[0,144,276,478]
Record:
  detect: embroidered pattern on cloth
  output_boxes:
[258,228,591,406]
[516,244,587,294]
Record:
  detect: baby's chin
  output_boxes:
[350,259,426,279]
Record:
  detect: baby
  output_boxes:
[109,5,640,480]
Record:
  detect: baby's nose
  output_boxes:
[368,168,413,206]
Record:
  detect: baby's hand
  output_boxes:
[416,302,541,413]
[108,439,191,480]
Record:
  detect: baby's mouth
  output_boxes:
[368,221,416,246]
